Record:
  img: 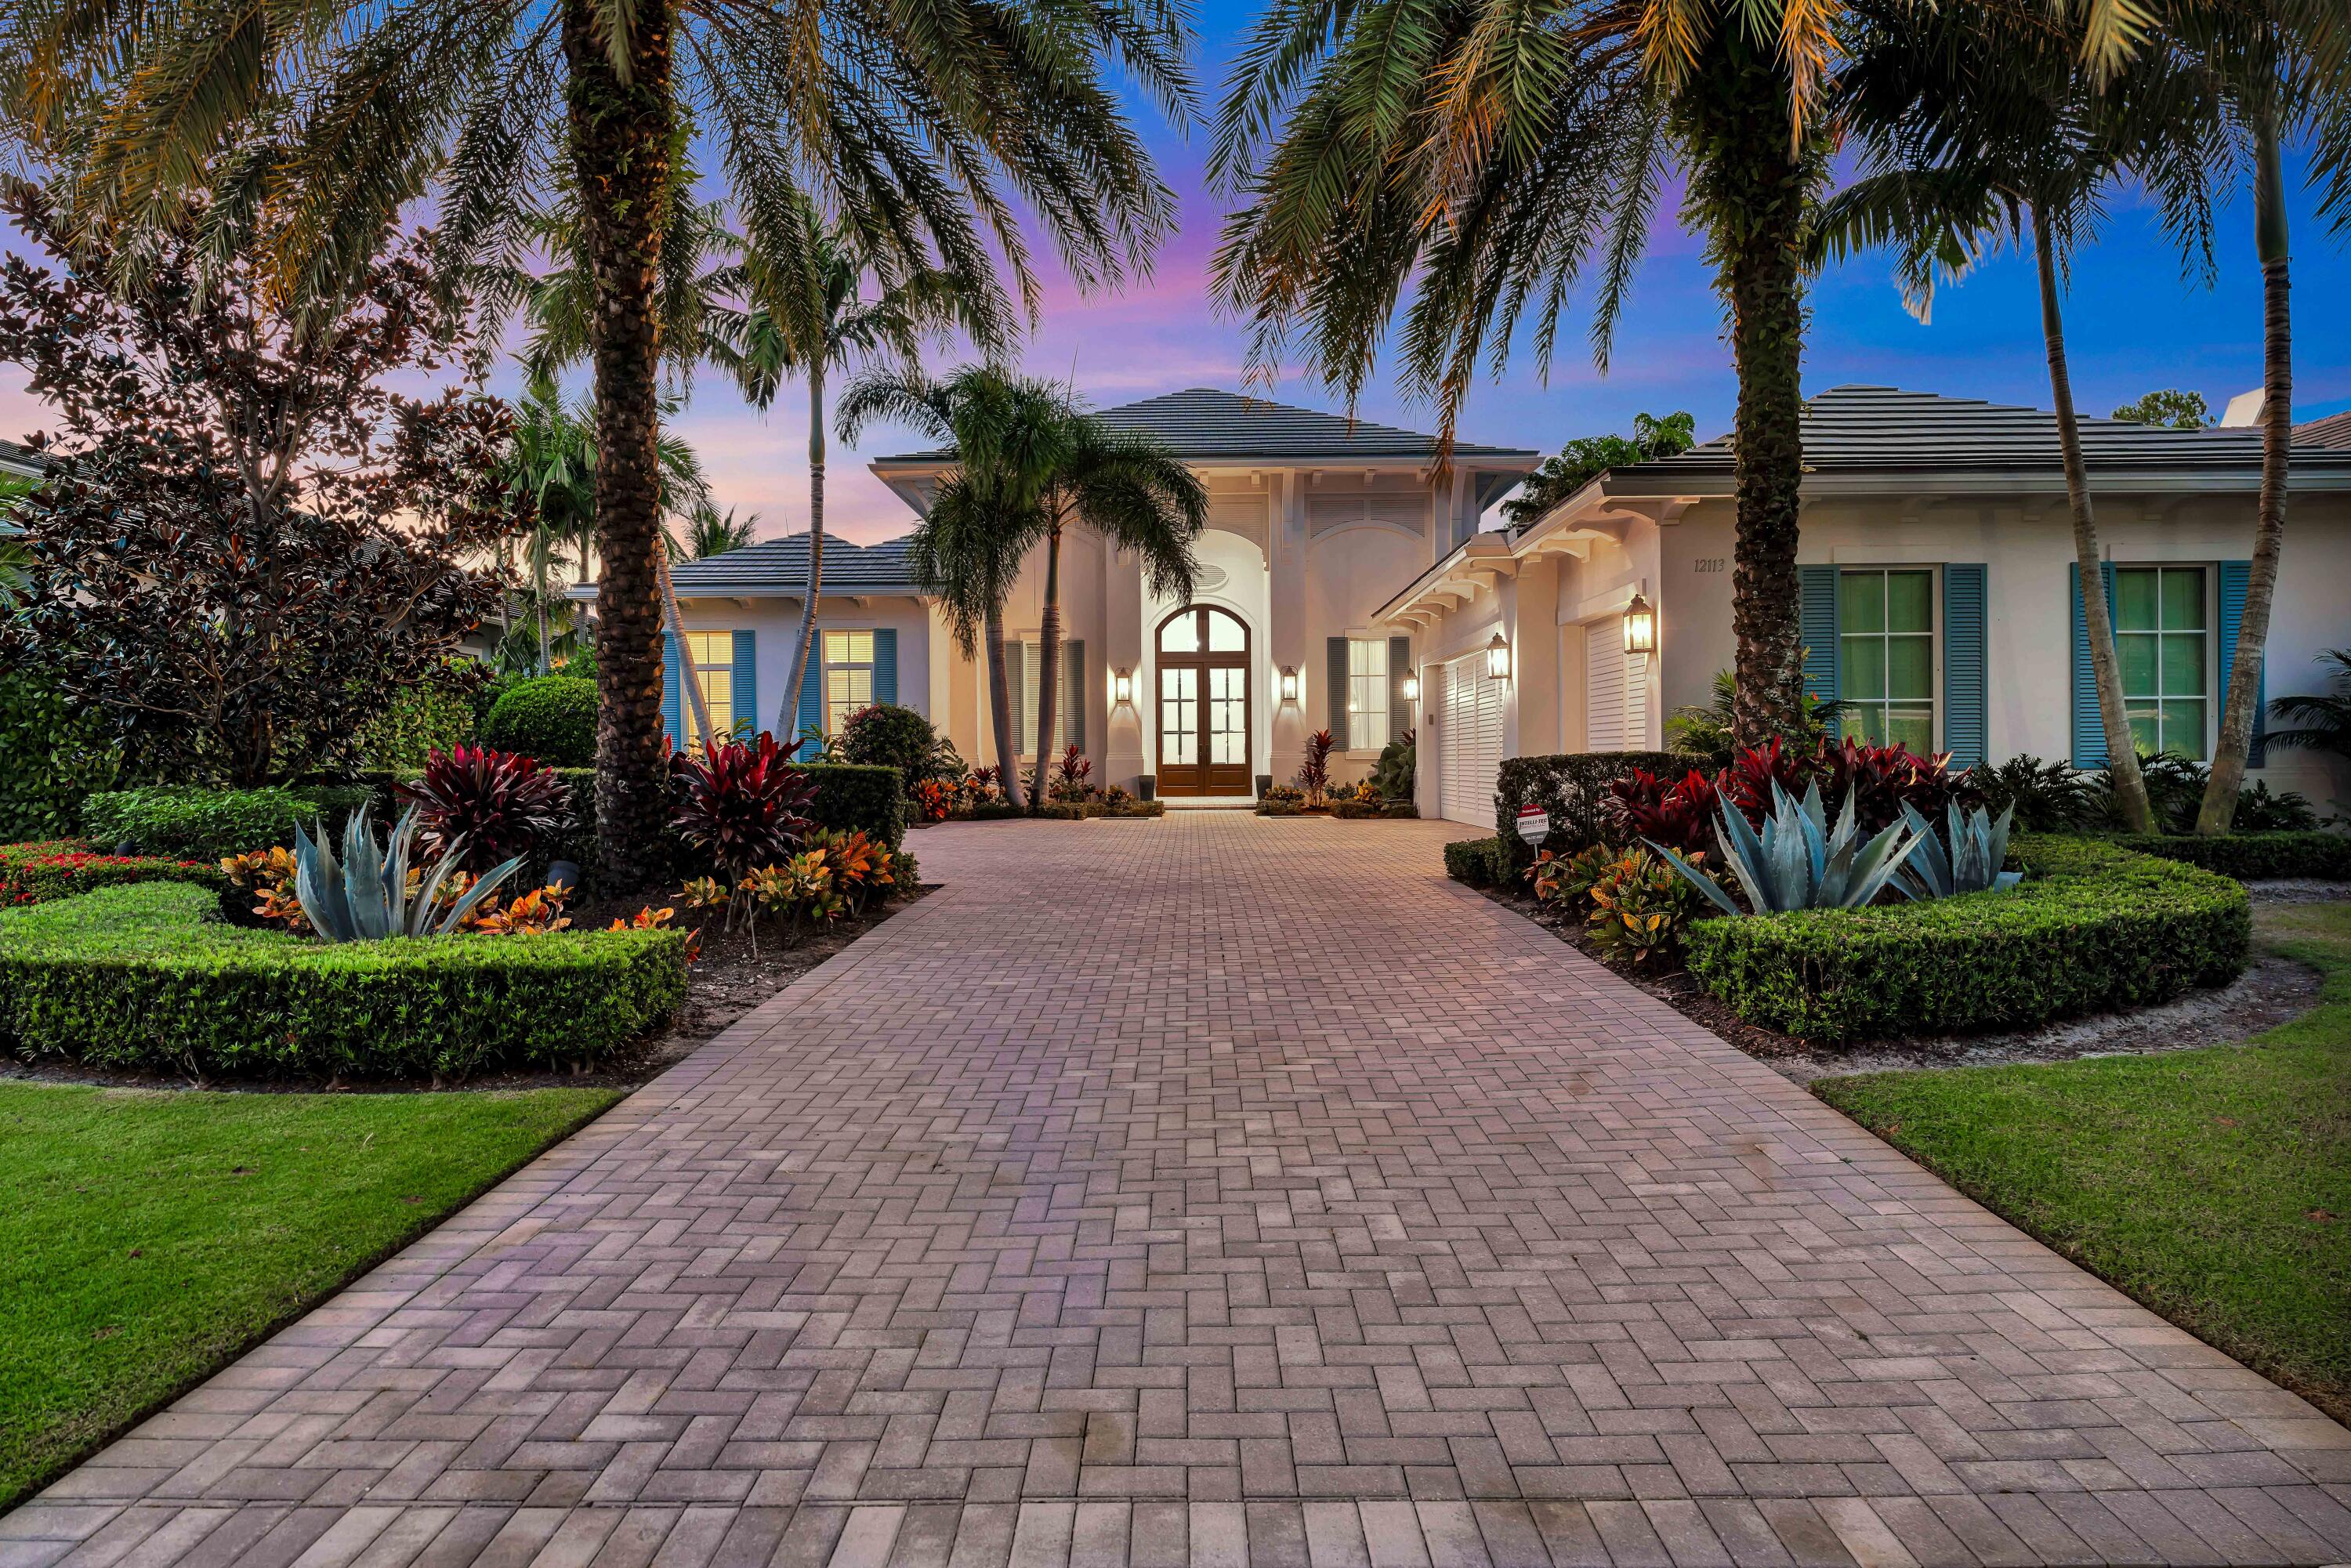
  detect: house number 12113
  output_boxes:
[1692,557,1727,572]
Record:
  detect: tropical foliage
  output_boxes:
[1502,414,1697,528]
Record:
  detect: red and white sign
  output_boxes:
[1515,806,1551,845]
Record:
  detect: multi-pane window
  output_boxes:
[823,628,875,735]
[680,632,734,743]
[1839,569,1935,752]
[2114,566,2207,759]
[1347,638,1389,751]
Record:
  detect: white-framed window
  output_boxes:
[1839,568,1935,751]
[2114,565,2208,759]
[680,631,734,742]
[1347,637,1390,751]
[823,628,875,734]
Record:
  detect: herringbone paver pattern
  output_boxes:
[9,813,2349,1566]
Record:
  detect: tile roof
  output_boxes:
[2296,409,2351,449]
[878,387,1539,465]
[1611,384,2351,483]
[666,533,919,596]
[0,438,50,476]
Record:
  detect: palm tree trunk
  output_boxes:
[534,555,552,675]
[782,360,825,754]
[985,608,1024,809]
[2197,112,2289,835]
[2036,205,2154,834]
[563,0,677,887]
[1031,517,1063,811]
[657,541,715,748]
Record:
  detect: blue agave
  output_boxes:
[1893,801,2023,900]
[1652,780,1923,915]
[292,805,522,943]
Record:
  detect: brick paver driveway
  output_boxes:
[10,815,2351,1567]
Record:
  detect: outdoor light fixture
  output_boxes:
[1113,667,1135,706]
[1401,672,1421,704]
[1623,591,1657,660]
[1485,632,1512,682]
[1279,665,1300,704]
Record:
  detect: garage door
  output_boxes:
[1585,617,1647,750]
[1437,650,1503,827]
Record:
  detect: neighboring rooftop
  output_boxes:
[1608,385,2351,487]
[0,438,51,476]
[2296,409,2351,450]
[665,534,917,597]
[876,387,1540,465]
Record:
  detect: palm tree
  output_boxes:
[4,0,1190,883]
[906,470,1049,808]
[1821,5,2223,832]
[677,503,758,559]
[2266,648,2351,765]
[506,388,600,675]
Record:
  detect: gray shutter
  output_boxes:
[1389,636,1412,741]
[1005,641,1029,755]
[1942,565,1987,769]
[1326,636,1350,748]
[1798,565,1841,739]
[2218,561,2266,765]
[1062,639,1086,755]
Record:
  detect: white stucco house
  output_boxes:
[647,384,2351,824]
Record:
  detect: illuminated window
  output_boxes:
[1839,570,1935,752]
[823,629,875,734]
[1347,638,1389,751]
[680,632,734,743]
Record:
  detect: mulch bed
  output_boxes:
[0,885,930,1095]
[1482,881,2331,1082]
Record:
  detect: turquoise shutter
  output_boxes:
[873,628,898,706]
[2218,560,2267,766]
[795,636,823,746]
[1797,565,1841,738]
[1942,564,1987,769]
[731,630,756,741]
[2069,560,2119,766]
[661,628,683,749]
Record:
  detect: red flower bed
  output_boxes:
[0,841,227,907]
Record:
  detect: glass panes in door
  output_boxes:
[1208,666,1248,764]
[1839,569,1935,751]
[2114,566,2207,759]
[1160,666,1198,764]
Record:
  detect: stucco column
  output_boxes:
[1269,470,1310,789]
[1104,539,1146,791]
[1512,556,1563,757]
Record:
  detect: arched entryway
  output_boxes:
[1156,605,1252,796]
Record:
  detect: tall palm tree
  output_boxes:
[906,470,1049,807]
[1820,5,2224,832]
[677,503,758,559]
[3,0,1190,883]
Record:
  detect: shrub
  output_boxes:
[799,763,910,849]
[670,736,816,880]
[2230,780,2320,832]
[81,784,372,861]
[1681,835,2248,1042]
[1494,751,1677,869]
[480,676,597,766]
[0,671,117,842]
[1585,847,1716,967]
[1813,737,1979,832]
[1371,730,1416,802]
[1607,767,1722,856]
[355,675,478,770]
[1968,754,2101,832]
[0,842,227,906]
[1444,835,1512,889]
[0,882,686,1078]
[1296,730,1335,806]
[2110,830,2351,882]
[399,747,574,872]
[838,704,951,788]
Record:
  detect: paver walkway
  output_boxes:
[9,814,2350,1568]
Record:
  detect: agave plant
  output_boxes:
[1653,782,1922,916]
[292,806,522,943]
[1893,802,2023,900]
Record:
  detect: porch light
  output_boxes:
[1400,672,1421,704]
[1623,592,1657,659]
[1279,665,1300,704]
[1113,667,1135,706]
[1485,632,1512,682]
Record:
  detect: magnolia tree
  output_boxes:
[0,186,528,785]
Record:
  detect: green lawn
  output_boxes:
[1817,901,2351,1425]
[0,1082,619,1510]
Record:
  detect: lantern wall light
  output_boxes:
[1623,591,1657,661]
[1400,672,1421,704]
[1485,632,1512,682]
[1112,667,1135,706]
[1278,665,1300,704]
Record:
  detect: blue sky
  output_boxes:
[4,8,2346,546]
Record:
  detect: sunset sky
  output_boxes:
[5,8,2348,548]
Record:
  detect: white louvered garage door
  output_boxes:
[1438,650,1504,827]
[1585,617,1647,750]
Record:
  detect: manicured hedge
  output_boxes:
[81,784,373,861]
[480,676,598,766]
[1494,751,1679,871]
[1,842,229,906]
[1682,835,2249,1042]
[799,763,907,849]
[2109,831,2351,882]
[1444,835,1512,889]
[0,882,686,1078]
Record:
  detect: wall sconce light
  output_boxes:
[1279,665,1300,704]
[1113,667,1135,706]
[1623,591,1657,661]
[1485,632,1512,682]
[1401,672,1421,704]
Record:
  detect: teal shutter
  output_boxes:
[795,636,823,746]
[1063,639,1085,754]
[1942,564,1987,769]
[1326,636,1351,749]
[661,628,683,749]
[2218,560,2267,766]
[1797,565,1842,738]
[873,628,898,707]
[731,630,756,741]
[1389,636,1413,739]
[2069,560,2120,766]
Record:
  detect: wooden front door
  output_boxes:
[1157,606,1252,796]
